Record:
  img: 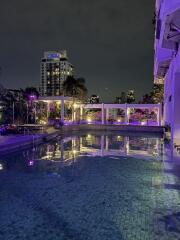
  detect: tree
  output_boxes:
[141,93,153,104]
[127,90,135,103]
[0,83,6,95]
[62,76,88,101]
[22,87,39,124]
[120,92,126,103]
[23,87,39,103]
[0,89,27,124]
[115,92,126,104]
[0,67,2,86]
[151,84,164,103]
[90,94,100,103]
[140,84,164,104]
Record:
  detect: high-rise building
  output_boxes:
[40,50,74,96]
[154,0,180,140]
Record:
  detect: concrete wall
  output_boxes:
[155,0,180,141]
[62,124,164,134]
[164,60,175,127]
[164,44,180,140]
[173,72,180,140]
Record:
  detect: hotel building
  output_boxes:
[40,50,74,96]
[154,0,180,141]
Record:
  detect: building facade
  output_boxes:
[40,50,74,96]
[154,0,180,141]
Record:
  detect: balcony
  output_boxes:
[162,8,180,49]
[154,47,173,78]
[155,0,180,49]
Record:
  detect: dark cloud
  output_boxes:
[0,0,154,101]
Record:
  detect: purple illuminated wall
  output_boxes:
[155,0,180,141]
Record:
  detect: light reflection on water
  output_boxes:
[32,134,164,161]
[0,133,166,174]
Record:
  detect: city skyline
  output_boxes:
[0,0,154,102]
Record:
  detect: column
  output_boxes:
[101,103,105,124]
[125,104,129,125]
[106,108,109,124]
[80,105,83,122]
[72,105,74,121]
[61,99,64,123]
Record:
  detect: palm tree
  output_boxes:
[23,87,39,124]
[0,89,27,124]
[62,76,88,101]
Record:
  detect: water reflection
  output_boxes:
[32,134,164,162]
[0,133,169,176]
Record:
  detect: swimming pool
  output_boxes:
[0,131,180,240]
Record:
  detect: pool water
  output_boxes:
[0,132,180,240]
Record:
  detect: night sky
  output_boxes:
[0,0,154,102]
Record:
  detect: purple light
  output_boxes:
[28,95,37,101]
[28,160,34,166]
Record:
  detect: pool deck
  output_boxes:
[0,125,164,155]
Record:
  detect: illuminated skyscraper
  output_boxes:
[40,50,74,96]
